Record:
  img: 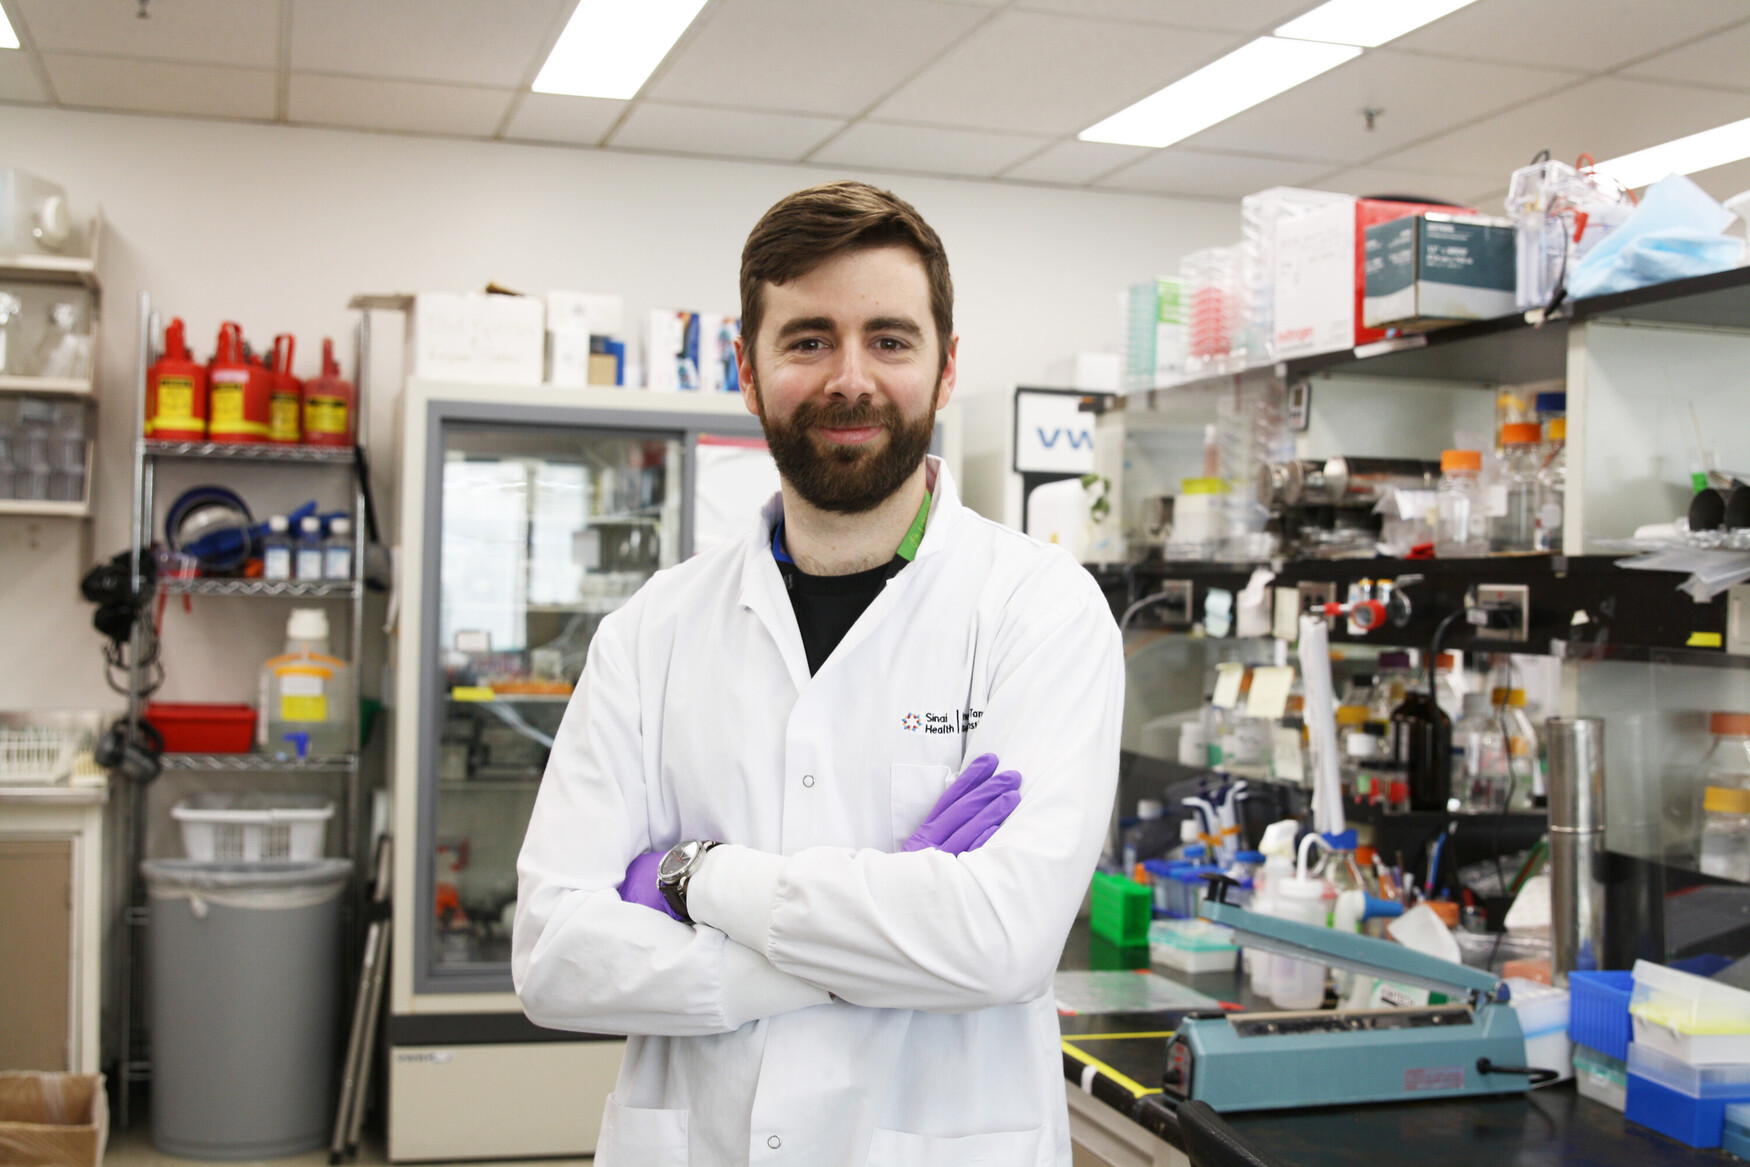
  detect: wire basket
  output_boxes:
[0,726,91,785]
[171,793,334,862]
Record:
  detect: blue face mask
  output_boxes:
[1567,173,1745,299]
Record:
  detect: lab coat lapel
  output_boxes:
[738,495,812,695]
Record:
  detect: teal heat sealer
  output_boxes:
[1162,879,1539,1112]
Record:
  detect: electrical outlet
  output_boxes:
[1298,581,1335,612]
[1473,583,1530,642]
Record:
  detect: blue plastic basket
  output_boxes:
[1568,970,1634,1061]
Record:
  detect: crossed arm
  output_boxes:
[511,574,1122,1036]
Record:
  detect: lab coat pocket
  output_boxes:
[867,1125,1046,1166]
[889,762,954,848]
[594,1095,688,1166]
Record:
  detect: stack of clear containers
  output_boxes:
[1238,187,1353,364]
[1181,245,1243,376]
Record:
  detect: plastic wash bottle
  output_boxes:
[259,607,354,757]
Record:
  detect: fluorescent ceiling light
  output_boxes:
[1080,37,1360,149]
[1275,0,1479,49]
[0,5,19,50]
[533,0,707,101]
[1594,116,1750,190]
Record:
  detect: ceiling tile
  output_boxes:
[288,74,515,136]
[1000,140,1152,185]
[1014,0,1314,34]
[810,121,1050,178]
[1391,0,1748,73]
[289,0,567,87]
[0,51,49,103]
[611,103,843,162]
[1625,21,1750,92]
[12,0,279,68]
[502,94,628,145]
[647,0,990,117]
[1677,156,1750,204]
[1310,165,1498,207]
[1381,77,1750,183]
[41,54,275,119]
[870,10,1238,136]
[1096,149,1333,198]
[1184,50,1573,165]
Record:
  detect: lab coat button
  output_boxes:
[802,775,815,788]
[767,1135,781,1149]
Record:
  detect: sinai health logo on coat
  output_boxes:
[901,709,983,735]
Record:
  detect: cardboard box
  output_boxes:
[409,293,545,385]
[1274,197,1474,359]
[0,1073,108,1167]
[1363,213,1518,330]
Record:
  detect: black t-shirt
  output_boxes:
[779,555,907,675]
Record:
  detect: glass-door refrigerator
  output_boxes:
[387,381,773,1161]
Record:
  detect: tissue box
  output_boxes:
[409,293,545,385]
[1363,213,1517,330]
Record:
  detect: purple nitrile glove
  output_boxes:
[902,752,1023,855]
[618,849,682,920]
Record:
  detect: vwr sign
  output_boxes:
[1013,389,1096,475]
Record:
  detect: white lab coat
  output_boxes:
[513,457,1123,1167]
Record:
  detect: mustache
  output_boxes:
[791,399,900,430]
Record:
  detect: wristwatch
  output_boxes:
[657,840,720,924]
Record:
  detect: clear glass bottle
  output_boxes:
[1368,652,1413,726]
[1533,391,1566,438]
[262,515,293,580]
[295,515,325,580]
[1536,417,1567,552]
[1699,786,1750,882]
[324,516,354,580]
[1455,691,1510,811]
[258,607,355,757]
[1435,449,1489,557]
[1490,424,1543,552]
[1704,713,1750,789]
[1492,687,1540,808]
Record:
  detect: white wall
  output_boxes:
[0,105,1238,713]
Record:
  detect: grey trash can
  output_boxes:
[143,858,352,1160]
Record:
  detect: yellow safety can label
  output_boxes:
[270,393,301,442]
[305,395,349,435]
[156,376,195,422]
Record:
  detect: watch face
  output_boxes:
[658,843,692,882]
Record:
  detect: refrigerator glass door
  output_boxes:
[426,420,682,981]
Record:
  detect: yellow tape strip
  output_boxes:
[1061,1040,1162,1098]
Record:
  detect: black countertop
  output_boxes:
[1055,919,1732,1165]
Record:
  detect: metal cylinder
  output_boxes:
[1551,829,1608,985]
[1547,717,1606,831]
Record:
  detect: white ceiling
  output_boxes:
[7,0,1750,207]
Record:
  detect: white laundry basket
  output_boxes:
[171,793,334,862]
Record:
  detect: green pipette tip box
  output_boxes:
[1091,871,1153,947]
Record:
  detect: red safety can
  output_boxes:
[145,317,207,441]
[268,334,302,444]
[207,322,270,443]
[301,337,355,447]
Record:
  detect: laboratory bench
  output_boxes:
[1054,919,1733,1167]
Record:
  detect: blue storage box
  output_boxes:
[1625,1043,1750,1149]
[1569,970,1634,1062]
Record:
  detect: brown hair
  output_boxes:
[739,181,953,371]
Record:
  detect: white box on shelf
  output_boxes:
[644,309,688,393]
[1273,197,1357,359]
[546,291,623,338]
[546,328,592,388]
[409,293,545,385]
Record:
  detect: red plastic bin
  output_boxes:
[144,703,257,754]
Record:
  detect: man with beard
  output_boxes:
[513,181,1123,1167]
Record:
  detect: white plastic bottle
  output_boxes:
[295,515,325,580]
[1268,833,1331,1010]
[1246,820,1300,999]
[262,515,293,581]
[259,607,354,757]
[324,516,354,581]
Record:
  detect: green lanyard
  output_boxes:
[895,490,932,562]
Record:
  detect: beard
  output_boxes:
[753,384,939,515]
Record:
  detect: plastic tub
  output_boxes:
[1150,919,1239,974]
[145,703,257,754]
[1574,1045,1627,1112]
[1631,959,1750,1063]
[1625,1042,1750,1148]
[1567,970,1634,1061]
[171,793,333,862]
[1506,977,1572,1083]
